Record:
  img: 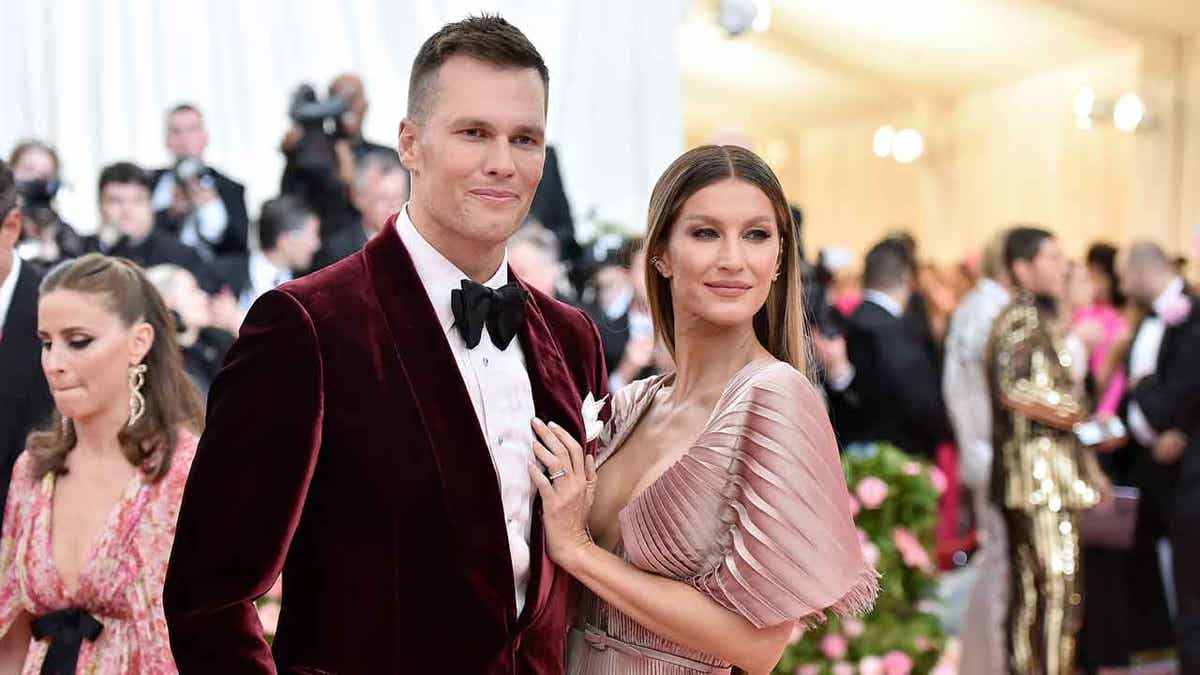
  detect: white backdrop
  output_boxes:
[1,0,686,237]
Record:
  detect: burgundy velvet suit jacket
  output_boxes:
[163,215,608,674]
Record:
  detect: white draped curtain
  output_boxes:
[1,0,685,237]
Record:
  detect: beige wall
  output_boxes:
[687,46,1196,267]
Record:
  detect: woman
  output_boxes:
[530,146,879,675]
[0,254,203,673]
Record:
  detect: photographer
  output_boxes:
[145,263,238,397]
[8,140,85,269]
[151,103,251,260]
[279,73,398,250]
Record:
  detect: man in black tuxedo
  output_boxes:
[83,162,218,292]
[0,160,53,526]
[216,195,321,314]
[820,238,952,459]
[1118,241,1200,673]
[281,73,400,249]
[151,104,250,260]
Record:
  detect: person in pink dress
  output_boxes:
[0,254,202,674]
[528,145,879,675]
[1071,244,1128,418]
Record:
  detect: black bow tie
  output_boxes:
[451,279,529,350]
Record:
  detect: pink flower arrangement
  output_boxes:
[821,634,849,661]
[267,576,283,602]
[902,461,922,476]
[861,540,881,567]
[848,494,862,517]
[856,476,889,508]
[927,466,947,495]
[893,527,934,572]
[258,602,281,635]
[832,663,855,675]
[882,650,914,675]
[795,666,820,675]
[859,655,884,675]
[843,618,865,638]
[914,636,931,652]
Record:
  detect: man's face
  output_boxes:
[400,55,546,251]
[166,110,208,160]
[278,215,321,271]
[356,169,409,236]
[1018,237,1068,299]
[99,183,154,240]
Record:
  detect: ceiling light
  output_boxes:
[1113,93,1145,132]
[892,128,924,164]
[873,126,895,158]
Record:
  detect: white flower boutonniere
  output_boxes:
[581,392,608,443]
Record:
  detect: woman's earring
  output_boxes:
[61,417,70,434]
[127,364,148,427]
[771,270,781,282]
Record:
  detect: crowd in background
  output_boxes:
[2,69,1199,674]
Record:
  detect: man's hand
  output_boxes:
[1152,429,1188,465]
[813,332,852,383]
[186,180,220,208]
[209,288,244,335]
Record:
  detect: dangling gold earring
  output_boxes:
[127,364,148,427]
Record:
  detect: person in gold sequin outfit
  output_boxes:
[987,227,1110,675]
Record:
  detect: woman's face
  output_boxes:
[1066,263,1096,310]
[13,148,57,183]
[1086,263,1113,306]
[656,178,781,331]
[38,290,153,423]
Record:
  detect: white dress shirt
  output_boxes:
[0,252,21,340]
[239,251,292,313]
[396,204,537,615]
[1128,276,1186,446]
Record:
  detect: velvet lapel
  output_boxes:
[363,216,515,625]
[511,272,586,627]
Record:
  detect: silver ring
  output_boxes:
[547,469,568,481]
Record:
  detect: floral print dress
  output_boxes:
[0,432,197,674]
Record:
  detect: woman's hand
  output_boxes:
[528,418,597,572]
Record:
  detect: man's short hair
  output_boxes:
[511,220,560,263]
[354,150,405,194]
[1004,226,1054,276]
[863,238,913,290]
[258,195,314,252]
[167,102,204,124]
[407,15,549,122]
[98,162,153,196]
[0,160,17,220]
[1127,241,1171,272]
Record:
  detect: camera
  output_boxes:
[289,84,349,135]
[174,157,215,192]
[16,179,59,215]
[287,84,351,172]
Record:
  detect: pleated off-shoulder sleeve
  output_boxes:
[691,363,880,629]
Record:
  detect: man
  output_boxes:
[0,159,53,527]
[281,73,400,246]
[216,196,321,313]
[146,263,239,397]
[151,103,251,260]
[310,150,408,270]
[987,226,1108,675]
[1118,241,1200,673]
[507,219,563,299]
[164,16,608,674]
[820,238,952,459]
[83,162,217,292]
[943,231,1011,675]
